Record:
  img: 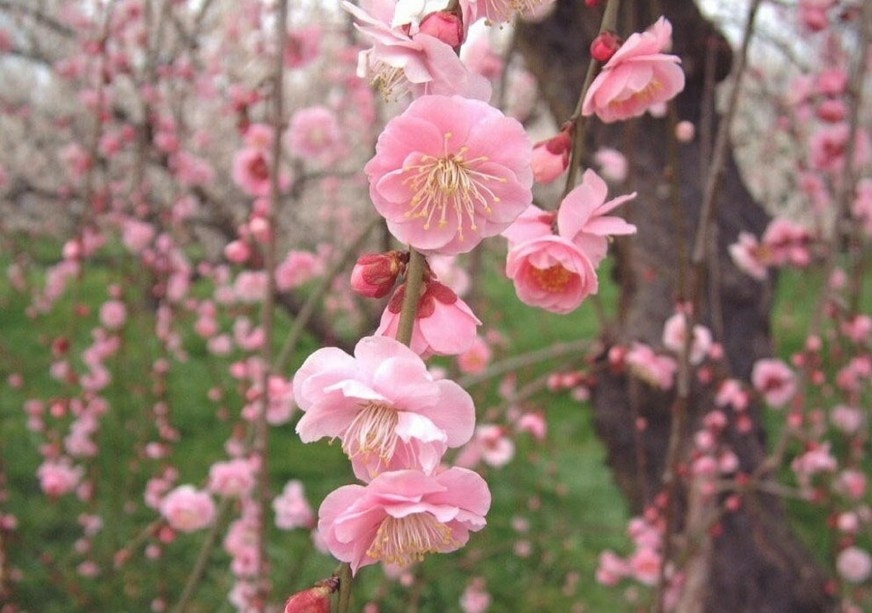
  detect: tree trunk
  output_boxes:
[516,2,835,611]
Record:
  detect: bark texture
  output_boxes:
[516,2,835,611]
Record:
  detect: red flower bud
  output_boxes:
[419,11,464,48]
[283,577,339,613]
[590,31,622,63]
[531,131,572,184]
[585,0,603,7]
[350,251,405,298]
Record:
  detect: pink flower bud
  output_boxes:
[284,577,338,613]
[531,130,572,184]
[590,31,621,63]
[350,251,405,298]
[419,11,464,48]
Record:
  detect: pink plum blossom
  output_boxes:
[159,485,216,532]
[502,169,635,313]
[317,467,490,573]
[581,17,685,123]
[457,336,492,375]
[728,231,769,280]
[662,313,713,365]
[751,358,797,408]
[273,480,315,530]
[531,131,571,184]
[343,1,491,100]
[99,300,127,330]
[625,342,677,390]
[505,236,598,314]
[286,106,344,164]
[593,147,628,183]
[837,547,872,583]
[365,94,533,255]
[208,458,256,498]
[376,280,481,357]
[294,335,476,480]
[37,458,84,497]
[275,250,323,291]
[459,577,492,613]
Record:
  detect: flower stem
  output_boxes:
[396,248,426,346]
[563,0,621,196]
[336,562,353,613]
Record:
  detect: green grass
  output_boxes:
[1,239,854,612]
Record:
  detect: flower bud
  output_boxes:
[350,251,405,298]
[531,130,572,184]
[283,577,339,613]
[419,11,464,48]
[590,31,622,63]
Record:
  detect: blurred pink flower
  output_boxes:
[593,147,628,183]
[317,467,490,574]
[377,280,481,357]
[273,480,315,530]
[625,342,677,390]
[159,485,216,532]
[286,106,344,164]
[294,335,475,480]
[37,458,84,497]
[457,336,492,375]
[662,313,712,365]
[459,577,492,613]
[99,299,127,330]
[275,250,323,291]
[728,231,769,280]
[284,25,321,68]
[751,358,796,408]
[582,17,685,123]
[365,94,532,255]
[837,547,872,583]
[531,131,571,184]
[208,458,256,498]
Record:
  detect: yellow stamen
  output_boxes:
[342,402,399,463]
[402,133,505,242]
[366,513,457,567]
[531,264,574,292]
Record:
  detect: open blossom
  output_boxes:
[662,313,713,365]
[273,480,315,530]
[208,458,256,498]
[294,335,475,480]
[365,94,533,255]
[625,342,677,390]
[317,467,490,574]
[502,169,635,313]
[159,485,216,532]
[582,17,685,123]
[37,458,84,497]
[837,547,872,583]
[286,106,344,164]
[377,280,481,357]
[343,1,490,100]
[751,358,797,408]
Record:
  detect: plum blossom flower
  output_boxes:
[582,17,684,123]
[662,313,713,365]
[343,1,490,100]
[317,467,490,573]
[751,358,797,408]
[294,335,475,480]
[273,480,315,530]
[38,458,84,497]
[286,106,344,164]
[376,279,481,357]
[208,458,257,498]
[625,342,677,390]
[159,485,216,532]
[365,94,533,255]
[837,547,872,583]
[502,169,635,313]
[728,231,769,280]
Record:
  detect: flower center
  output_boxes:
[248,154,269,181]
[366,512,456,567]
[371,61,407,101]
[342,402,399,464]
[403,133,505,243]
[531,264,574,292]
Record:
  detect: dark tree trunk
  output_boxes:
[516,1,835,611]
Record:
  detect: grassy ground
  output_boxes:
[0,242,846,612]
